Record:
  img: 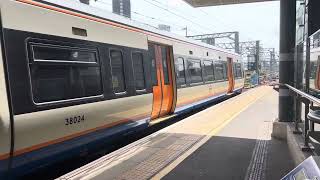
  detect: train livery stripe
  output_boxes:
[14,0,238,56]
[0,113,149,160]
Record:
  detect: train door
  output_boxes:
[149,43,174,119]
[227,57,235,93]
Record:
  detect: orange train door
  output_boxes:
[227,57,235,93]
[149,43,174,120]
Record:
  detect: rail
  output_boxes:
[285,84,320,106]
[284,84,320,150]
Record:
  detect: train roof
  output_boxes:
[41,0,240,56]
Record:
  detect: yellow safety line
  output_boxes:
[152,87,271,179]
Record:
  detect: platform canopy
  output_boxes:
[183,0,277,7]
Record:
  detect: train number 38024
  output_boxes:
[65,115,85,125]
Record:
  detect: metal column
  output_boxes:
[235,32,240,54]
[255,40,260,84]
[278,0,296,122]
[293,43,304,132]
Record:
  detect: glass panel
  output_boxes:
[32,45,96,63]
[310,60,317,90]
[223,62,228,80]
[132,52,146,90]
[175,57,186,86]
[236,63,242,78]
[161,46,170,85]
[110,50,126,93]
[187,59,203,84]
[214,63,224,81]
[148,45,158,86]
[31,65,102,103]
[204,60,214,82]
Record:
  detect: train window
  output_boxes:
[132,52,146,90]
[235,63,242,78]
[204,60,214,82]
[110,50,126,93]
[187,59,203,84]
[214,63,224,81]
[175,57,186,86]
[149,45,158,86]
[233,64,237,78]
[29,44,102,103]
[223,62,228,80]
[310,61,317,79]
[161,46,170,85]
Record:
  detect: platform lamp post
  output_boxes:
[278,0,296,122]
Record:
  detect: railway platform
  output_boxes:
[58,86,295,180]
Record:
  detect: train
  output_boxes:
[0,0,244,178]
[310,46,320,95]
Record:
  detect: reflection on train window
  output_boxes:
[310,61,317,80]
[132,52,146,90]
[175,57,186,86]
[187,59,203,84]
[161,46,170,85]
[214,63,224,81]
[223,62,228,80]
[204,60,214,82]
[149,45,158,86]
[29,45,102,103]
[32,45,96,63]
[110,50,126,93]
[310,58,320,91]
[235,63,242,78]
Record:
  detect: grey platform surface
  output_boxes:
[163,88,294,180]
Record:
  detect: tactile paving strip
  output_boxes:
[58,132,204,180]
[117,133,204,180]
[245,121,272,180]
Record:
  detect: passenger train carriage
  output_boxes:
[310,46,320,95]
[0,0,244,178]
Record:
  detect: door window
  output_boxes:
[161,46,170,85]
[148,45,158,86]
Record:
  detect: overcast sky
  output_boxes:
[91,0,280,50]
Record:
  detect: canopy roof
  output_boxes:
[183,0,276,7]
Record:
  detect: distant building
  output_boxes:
[158,24,171,32]
[113,0,131,18]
